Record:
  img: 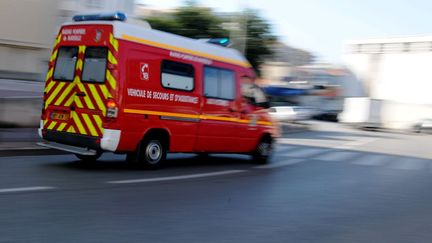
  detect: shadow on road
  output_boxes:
[43,153,254,172]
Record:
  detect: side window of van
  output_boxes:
[161,60,194,91]
[204,67,235,100]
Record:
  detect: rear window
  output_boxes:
[53,46,78,81]
[82,47,108,83]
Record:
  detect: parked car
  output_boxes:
[268,106,315,122]
[413,119,432,133]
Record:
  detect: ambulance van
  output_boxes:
[38,12,275,168]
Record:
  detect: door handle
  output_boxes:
[228,108,237,113]
[76,92,86,97]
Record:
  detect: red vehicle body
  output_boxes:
[39,14,275,168]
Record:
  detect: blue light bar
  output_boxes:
[72,12,127,22]
[207,38,231,47]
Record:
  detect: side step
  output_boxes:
[36,142,98,156]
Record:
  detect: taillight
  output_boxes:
[106,99,118,118]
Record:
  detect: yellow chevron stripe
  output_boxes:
[74,96,84,108]
[43,119,48,126]
[78,45,86,54]
[75,82,94,109]
[45,68,54,82]
[88,84,106,114]
[99,85,110,99]
[121,34,252,68]
[47,121,57,130]
[55,34,62,46]
[67,125,75,133]
[93,114,103,130]
[64,91,76,107]
[45,82,66,108]
[57,122,67,131]
[45,79,56,93]
[54,83,75,106]
[73,112,87,135]
[106,70,116,90]
[107,51,118,65]
[49,50,58,62]
[81,113,98,136]
[110,33,118,52]
[76,59,83,71]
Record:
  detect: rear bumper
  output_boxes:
[42,129,101,150]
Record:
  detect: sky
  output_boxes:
[138,0,432,63]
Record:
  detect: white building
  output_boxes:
[341,36,432,129]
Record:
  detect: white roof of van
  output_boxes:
[62,21,251,68]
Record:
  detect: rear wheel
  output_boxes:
[252,137,273,164]
[130,137,167,169]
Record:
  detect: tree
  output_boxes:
[232,10,276,74]
[144,5,274,75]
[146,4,228,39]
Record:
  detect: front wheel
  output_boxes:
[252,137,273,164]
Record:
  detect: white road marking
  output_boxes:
[285,148,326,158]
[318,151,360,162]
[274,146,298,154]
[254,159,304,169]
[0,186,56,193]
[388,158,428,170]
[351,154,390,166]
[332,138,378,150]
[107,170,247,184]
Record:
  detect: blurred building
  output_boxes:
[0,0,58,81]
[0,0,134,81]
[341,37,432,129]
[260,42,314,84]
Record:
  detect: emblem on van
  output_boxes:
[95,29,102,42]
[140,63,149,80]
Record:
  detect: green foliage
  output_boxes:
[144,5,275,76]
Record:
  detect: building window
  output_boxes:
[204,66,235,100]
[53,46,78,82]
[82,47,108,83]
[161,60,194,91]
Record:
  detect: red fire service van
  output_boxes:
[38,12,276,169]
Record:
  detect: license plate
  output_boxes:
[51,112,69,121]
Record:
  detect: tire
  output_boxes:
[75,151,102,162]
[133,138,167,169]
[252,137,273,164]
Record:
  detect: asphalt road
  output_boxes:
[1,122,432,243]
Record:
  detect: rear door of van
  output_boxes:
[42,25,118,142]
